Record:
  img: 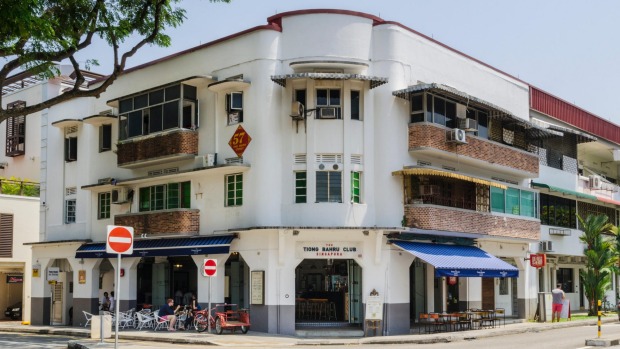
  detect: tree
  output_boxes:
[0,0,229,123]
[578,214,614,316]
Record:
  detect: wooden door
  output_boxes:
[482,278,495,309]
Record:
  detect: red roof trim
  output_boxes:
[530,86,620,145]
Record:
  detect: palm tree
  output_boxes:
[578,214,614,316]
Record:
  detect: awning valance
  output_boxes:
[75,235,235,259]
[595,196,620,206]
[271,73,388,89]
[393,83,561,139]
[391,240,519,278]
[531,182,597,200]
[392,167,507,190]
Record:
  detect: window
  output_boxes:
[99,124,112,152]
[557,268,573,293]
[316,171,342,203]
[491,187,538,218]
[98,192,111,219]
[295,172,307,203]
[351,171,361,203]
[539,194,577,228]
[65,137,77,162]
[138,182,190,212]
[226,92,243,125]
[0,214,13,257]
[226,174,243,206]
[316,88,341,119]
[499,278,509,295]
[5,100,26,157]
[118,83,198,140]
[65,199,76,224]
[351,90,361,120]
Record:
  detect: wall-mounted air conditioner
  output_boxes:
[540,240,553,252]
[447,128,467,144]
[589,175,602,189]
[112,187,129,204]
[458,118,478,131]
[203,153,216,167]
[319,107,336,119]
[291,101,305,120]
[613,149,620,162]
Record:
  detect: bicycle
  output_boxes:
[193,307,215,332]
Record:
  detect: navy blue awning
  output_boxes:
[75,235,235,259]
[391,240,519,278]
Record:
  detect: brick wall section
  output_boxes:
[408,123,539,175]
[405,205,540,240]
[117,130,198,166]
[114,209,200,237]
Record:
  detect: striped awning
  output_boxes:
[271,73,388,89]
[392,167,507,190]
[75,235,235,259]
[391,240,519,278]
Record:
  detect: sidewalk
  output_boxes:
[0,316,617,348]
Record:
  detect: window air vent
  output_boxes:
[98,177,113,185]
[442,165,457,172]
[492,177,519,185]
[148,167,179,176]
[65,187,77,196]
[65,126,78,135]
[549,228,571,236]
[351,154,363,165]
[226,157,244,164]
[316,154,343,164]
[417,160,432,167]
[294,154,307,164]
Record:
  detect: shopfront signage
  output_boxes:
[530,253,546,268]
[250,270,265,305]
[47,267,59,281]
[6,274,23,283]
[296,241,362,259]
[228,125,252,157]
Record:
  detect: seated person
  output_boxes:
[159,298,180,331]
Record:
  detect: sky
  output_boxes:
[79,0,620,123]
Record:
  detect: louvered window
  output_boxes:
[0,214,14,257]
[6,101,26,157]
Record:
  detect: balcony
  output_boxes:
[404,204,540,240]
[114,209,199,237]
[116,129,198,168]
[408,123,539,177]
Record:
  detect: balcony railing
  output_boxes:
[0,179,40,197]
[116,129,198,168]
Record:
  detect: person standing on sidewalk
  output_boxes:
[552,283,565,322]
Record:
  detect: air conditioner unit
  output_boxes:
[613,149,620,162]
[447,128,467,144]
[319,107,337,119]
[540,240,553,252]
[203,153,216,167]
[419,184,439,196]
[589,175,602,189]
[290,101,305,120]
[111,187,128,204]
[457,118,478,131]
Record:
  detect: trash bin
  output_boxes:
[90,314,112,339]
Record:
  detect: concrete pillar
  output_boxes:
[66,258,101,326]
[466,277,482,310]
[191,254,227,306]
[109,257,140,311]
[30,258,52,325]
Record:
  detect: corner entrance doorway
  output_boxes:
[294,259,362,328]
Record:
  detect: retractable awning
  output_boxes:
[75,235,235,259]
[392,167,508,190]
[391,240,518,278]
[531,181,597,200]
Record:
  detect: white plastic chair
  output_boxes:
[82,311,93,327]
[136,311,155,330]
[153,310,171,331]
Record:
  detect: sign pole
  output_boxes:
[115,253,120,349]
[208,277,212,333]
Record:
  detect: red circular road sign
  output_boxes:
[204,259,217,277]
[107,226,134,254]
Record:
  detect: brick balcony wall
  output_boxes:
[408,123,539,175]
[114,209,200,237]
[117,129,198,166]
[404,205,540,240]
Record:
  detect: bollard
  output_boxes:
[598,299,601,338]
[100,310,104,344]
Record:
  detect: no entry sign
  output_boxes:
[203,259,217,277]
[106,225,134,255]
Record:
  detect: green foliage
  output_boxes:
[578,214,614,315]
[0,176,40,197]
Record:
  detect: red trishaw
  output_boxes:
[194,304,250,334]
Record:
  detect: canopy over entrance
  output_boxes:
[391,240,519,278]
